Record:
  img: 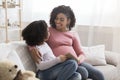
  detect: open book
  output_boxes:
[65,53,79,62]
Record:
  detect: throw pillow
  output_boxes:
[82,45,107,66]
[105,51,119,66]
[7,50,25,70]
[10,41,37,72]
[0,43,11,59]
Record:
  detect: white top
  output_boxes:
[35,42,61,70]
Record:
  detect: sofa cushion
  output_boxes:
[0,43,11,59]
[9,41,37,72]
[0,43,25,70]
[94,64,118,80]
[7,50,25,70]
[105,51,119,66]
[82,45,107,66]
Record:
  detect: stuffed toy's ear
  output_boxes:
[14,70,23,80]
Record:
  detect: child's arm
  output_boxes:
[29,46,68,70]
[36,56,62,70]
[36,54,67,70]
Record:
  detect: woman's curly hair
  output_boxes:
[50,5,76,30]
[22,20,48,46]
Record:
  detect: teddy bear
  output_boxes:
[0,59,40,80]
[14,70,40,80]
[0,59,18,80]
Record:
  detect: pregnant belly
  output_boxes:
[52,46,77,58]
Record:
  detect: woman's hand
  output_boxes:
[59,55,67,62]
[77,55,85,63]
[28,46,41,63]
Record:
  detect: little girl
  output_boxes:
[22,20,81,80]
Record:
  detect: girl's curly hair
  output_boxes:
[22,20,48,46]
[50,5,76,30]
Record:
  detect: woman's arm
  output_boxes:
[72,32,85,63]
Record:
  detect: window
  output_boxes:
[23,0,120,27]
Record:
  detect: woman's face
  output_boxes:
[54,13,70,32]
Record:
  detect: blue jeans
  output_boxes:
[36,59,81,80]
[69,72,81,80]
[77,62,105,80]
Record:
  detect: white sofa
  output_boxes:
[0,41,120,80]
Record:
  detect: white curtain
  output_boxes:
[23,0,120,26]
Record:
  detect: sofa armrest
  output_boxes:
[105,51,120,66]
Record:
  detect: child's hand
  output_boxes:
[59,55,67,62]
